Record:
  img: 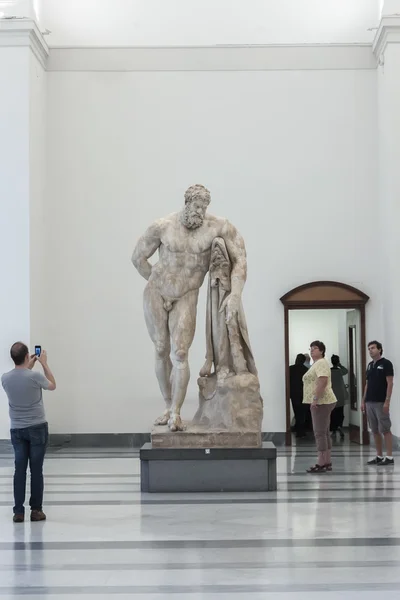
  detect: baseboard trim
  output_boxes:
[49,432,287,448]
[1,432,398,450]
[0,432,286,449]
[48,433,151,448]
[394,435,400,450]
[370,432,400,450]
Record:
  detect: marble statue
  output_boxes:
[132,184,261,436]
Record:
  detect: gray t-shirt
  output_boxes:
[1,368,49,429]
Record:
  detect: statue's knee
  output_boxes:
[173,348,188,366]
[176,348,188,362]
[155,341,169,359]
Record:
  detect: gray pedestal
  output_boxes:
[140,442,277,493]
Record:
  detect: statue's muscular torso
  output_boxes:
[149,213,230,300]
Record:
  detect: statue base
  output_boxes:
[140,442,277,493]
[151,424,261,448]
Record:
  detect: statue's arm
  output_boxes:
[131,221,162,281]
[220,221,247,323]
[223,221,247,297]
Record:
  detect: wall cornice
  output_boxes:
[47,44,376,72]
[0,18,48,68]
[373,15,400,61]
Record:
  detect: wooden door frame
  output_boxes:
[281,281,370,446]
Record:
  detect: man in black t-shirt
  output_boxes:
[362,341,394,466]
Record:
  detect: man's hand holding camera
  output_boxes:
[34,350,56,391]
[37,350,48,366]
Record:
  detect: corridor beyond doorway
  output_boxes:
[288,308,363,444]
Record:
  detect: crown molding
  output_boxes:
[373,15,400,60]
[0,18,48,68]
[47,44,376,72]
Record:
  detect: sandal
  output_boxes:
[307,464,327,473]
[325,463,332,471]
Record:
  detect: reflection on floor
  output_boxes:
[0,440,400,598]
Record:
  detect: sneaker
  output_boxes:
[13,514,24,523]
[367,457,384,465]
[30,510,46,522]
[378,457,395,466]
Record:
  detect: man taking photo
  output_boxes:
[1,342,56,522]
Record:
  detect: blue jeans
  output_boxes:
[10,422,48,515]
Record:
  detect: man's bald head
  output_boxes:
[10,342,29,366]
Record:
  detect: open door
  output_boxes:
[281,281,370,446]
[347,309,367,444]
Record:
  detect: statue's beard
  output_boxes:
[180,205,204,229]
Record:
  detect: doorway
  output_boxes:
[281,281,370,446]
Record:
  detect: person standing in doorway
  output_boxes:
[289,354,308,438]
[303,341,337,473]
[303,353,313,431]
[362,341,394,466]
[330,355,348,440]
[1,343,56,522]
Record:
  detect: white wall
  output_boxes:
[377,42,400,442]
[382,0,400,14]
[0,48,30,439]
[289,310,348,366]
[0,0,36,19]
[29,54,47,352]
[39,0,380,46]
[40,63,381,434]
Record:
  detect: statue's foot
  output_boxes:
[168,414,184,432]
[154,412,170,426]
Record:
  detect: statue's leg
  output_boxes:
[143,284,172,425]
[168,289,199,432]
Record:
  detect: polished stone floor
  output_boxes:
[0,439,400,598]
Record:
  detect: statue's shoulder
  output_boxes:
[205,213,229,229]
[206,214,238,236]
[149,213,177,233]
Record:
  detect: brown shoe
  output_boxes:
[30,510,46,522]
[13,514,24,523]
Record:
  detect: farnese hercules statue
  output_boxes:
[132,184,260,433]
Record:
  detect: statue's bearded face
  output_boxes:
[181,198,208,229]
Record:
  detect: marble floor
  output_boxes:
[0,439,400,599]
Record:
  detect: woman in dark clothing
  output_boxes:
[330,354,349,439]
[290,354,309,438]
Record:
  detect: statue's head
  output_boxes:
[181,184,211,229]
